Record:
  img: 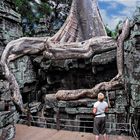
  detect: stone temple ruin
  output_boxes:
[0,0,140,139]
[0,0,22,139]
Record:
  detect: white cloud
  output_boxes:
[107,2,118,10]
[99,0,138,6]
[115,0,138,7]
[99,0,140,30]
[100,9,125,30]
[117,0,139,17]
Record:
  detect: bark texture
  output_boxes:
[116,19,130,76]
[44,36,117,60]
[55,77,124,100]
[50,0,107,43]
[56,19,130,100]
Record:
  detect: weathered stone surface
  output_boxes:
[28,102,42,113]
[0,0,140,136]
[124,7,140,108]
[45,94,96,114]
[0,111,19,127]
[122,7,140,135]
[45,90,127,114]
[9,56,36,88]
[92,50,116,65]
[0,111,18,139]
[0,1,26,138]
[44,89,129,133]
[0,80,11,100]
[36,56,117,94]
[0,0,22,55]
[45,94,58,109]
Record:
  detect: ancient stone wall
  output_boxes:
[33,57,117,92]
[124,7,140,135]
[9,56,36,89]
[0,0,23,99]
[0,0,36,99]
[0,1,22,138]
[0,0,139,136]
[0,1,37,100]
[43,7,140,135]
[0,0,22,55]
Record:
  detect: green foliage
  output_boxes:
[115,20,123,33]
[105,26,116,39]
[14,0,34,20]
[105,20,122,39]
[13,0,72,36]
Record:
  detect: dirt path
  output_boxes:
[14,125,134,140]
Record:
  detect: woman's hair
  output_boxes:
[98,92,105,102]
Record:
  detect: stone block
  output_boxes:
[65,108,78,114]
[92,50,116,65]
[9,56,36,88]
[0,0,23,56]
[78,107,92,114]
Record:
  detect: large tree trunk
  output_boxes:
[55,19,130,100]
[116,19,130,76]
[0,0,130,111]
[55,78,124,100]
[1,36,117,110]
[50,0,107,43]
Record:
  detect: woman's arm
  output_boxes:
[93,107,97,114]
[105,107,108,113]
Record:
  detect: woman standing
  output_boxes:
[93,92,108,140]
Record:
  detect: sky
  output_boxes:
[98,0,140,30]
